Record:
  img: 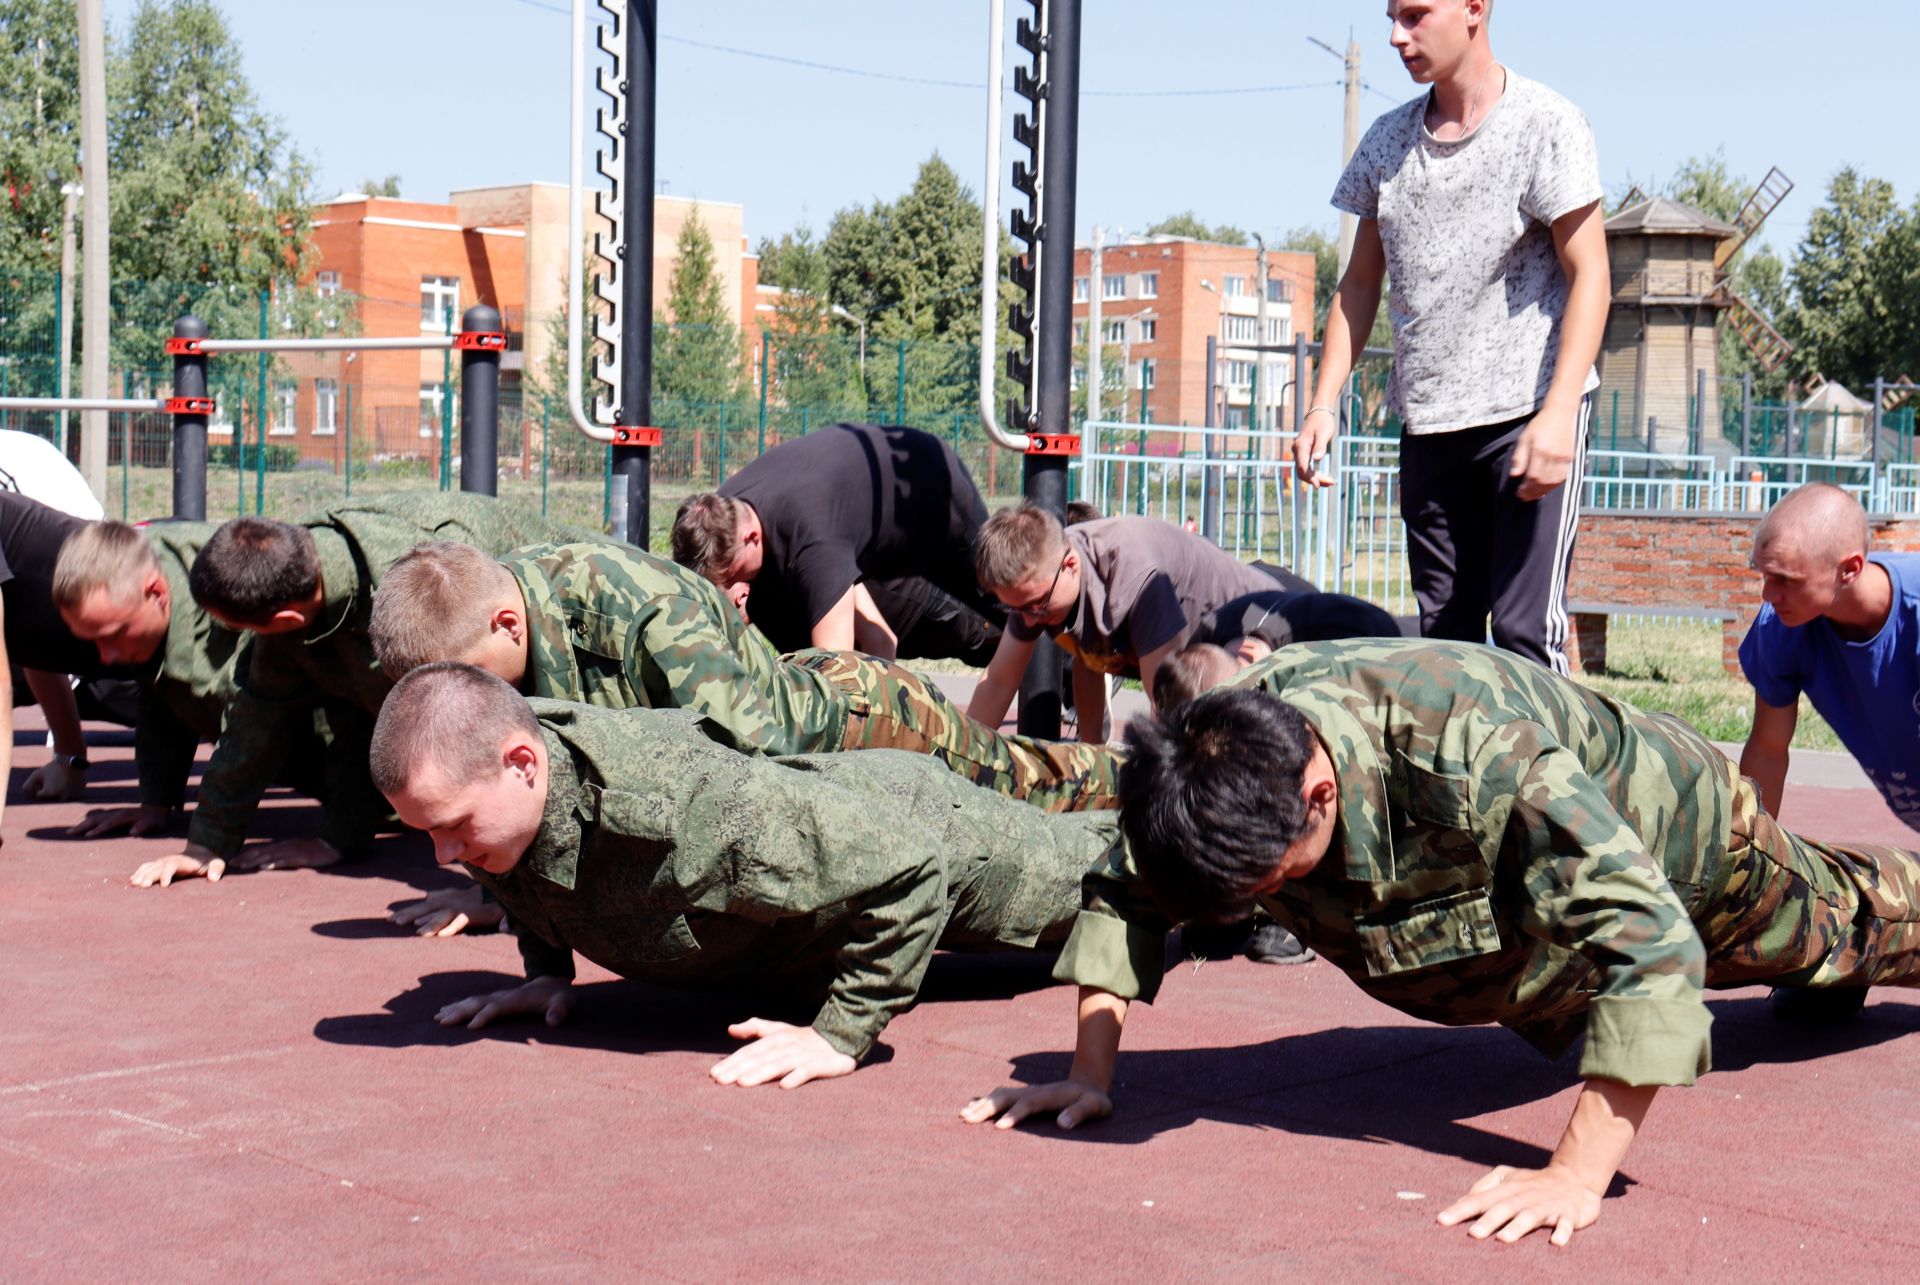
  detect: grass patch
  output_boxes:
[1578,619,1840,751]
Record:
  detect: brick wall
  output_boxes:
[1569,510,1920,671]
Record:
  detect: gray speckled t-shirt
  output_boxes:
[1332,70,1602,434]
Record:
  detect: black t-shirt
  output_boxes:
[0,491,106,675]
[721,423,987,651]
[1195,589,1403,651]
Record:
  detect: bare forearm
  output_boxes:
[1550,1078,1657,1194]
[24,670,86,756]
[967,674,1017,729]
[1067,987,1128,1090]
[1740,740,1789,817]
[1309,279,1382,410]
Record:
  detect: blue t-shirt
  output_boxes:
[1738,552,1920,827]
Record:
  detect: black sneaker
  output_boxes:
[1246,920,1314,966]
[1768,986,1868,1024]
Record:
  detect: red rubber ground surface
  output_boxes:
[4,708,1918,1279]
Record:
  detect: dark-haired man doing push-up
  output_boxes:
[965,638,1920,1246]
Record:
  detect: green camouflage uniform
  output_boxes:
[505,540,1119,810]
[186,495,585,857]
[1056,638,1920,1088]
[134,522,236,809]
[469,701,1119,1060]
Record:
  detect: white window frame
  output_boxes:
[1073,276,1089,302]
[1140,358,1157,390]
[1138,272,1159,299]
[1069,364,1085,392]
[1072,319,1087,343]
[1102,274,1126,300]
[1225,315,1258,343]
[314,378,339,436]
[1224,275,1249,297]
[1102,318,1124,344]
[420,275,460,332]
[1137,317,1157,342]
[316,270,341,298]
[1266,277,1292,303]
[270,380,298,435]
[420,382,446,438]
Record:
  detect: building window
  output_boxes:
[1138,272,1159,299]
[1137,317,1157,342]
[208,395,233,436]
[1264,361,1285,389]
[1266,277,1293,303]
[316,270,341,298]
[1102,319,1125,344]
[1267,317,1291,344]
[1224,275,1249,297]
[1227,359,1255,386]
[1073,276,1089,302]
[1226,407,1248,430]
[1070,364,1085,391]
[272,381,297,435]
[1102,274,1126,300]
[420,275,460,331]
[314,378,339,436]
[1073,320,1088,343]
[1225,315,1259,343]
[1140,358,1157,390]
[420,382,447,438]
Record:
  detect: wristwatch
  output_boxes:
[51,751,89,769]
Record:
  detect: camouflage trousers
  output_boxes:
[786,650,1121,812]
[1700,763,1920,990]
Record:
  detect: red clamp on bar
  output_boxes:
[1025,433,1081,455]
[165,396,216,415]
[164,337,206,355]
[613,426,663,446]
[452,331,509,351]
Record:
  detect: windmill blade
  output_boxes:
[1724,289,1793,373]
[1716,166,1793,269]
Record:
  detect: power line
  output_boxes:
[499,0,1346,99]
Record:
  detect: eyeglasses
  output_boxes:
[1008,553,1069,619]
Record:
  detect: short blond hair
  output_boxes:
[1151,643,1243,710]
[670,493,746,583]
[370,541,512,678]
[370,662,541,795]
[974,504,1066,590]
[53,521,159,610]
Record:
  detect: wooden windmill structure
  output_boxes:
[1597,168,1793,456]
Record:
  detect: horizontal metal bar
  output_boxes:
[192,336,456,354]
[0,395,167,412]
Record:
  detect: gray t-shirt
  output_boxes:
[1332,70,1602,434]
[1008,517,1283,677]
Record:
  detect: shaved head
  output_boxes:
[1754,483,1869,567]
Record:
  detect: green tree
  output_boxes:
[653,210,744,417]
[1279,225,1337,337]
[1781,168,1920,390]
[1146,211,1248,246]
[357,174,402,197]
[759,224,865,417]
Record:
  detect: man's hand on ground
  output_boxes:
[22,757,88,801]
[436,976,574,1030]
[226,837,344,873]
[129,851,227,888]
[390,886,503,937]
[1436,1163,1602,1246]
[708,1019,857,1089]
[1510,403,1580,501]
[71,804,174,839]
[959,1079,1113,1131]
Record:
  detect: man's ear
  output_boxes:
[268,605,310,631]
[1837,552,1867,586]
[491,605,525,642]
[1305,775,1338,814]
[504,739,541,785]
[144,570,170,606]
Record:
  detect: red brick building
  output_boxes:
[1072,235,1316,437]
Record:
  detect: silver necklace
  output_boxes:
[1431,61,1501,141]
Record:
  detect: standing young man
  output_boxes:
[1292,0,1609,674]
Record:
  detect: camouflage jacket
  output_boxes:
[187,494,584,856]
[1056,639,1733,1087]
[472,701,1118,1060]
[134,522,238,809]
[506,541,844,756]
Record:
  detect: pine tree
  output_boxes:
[653,210,743,420]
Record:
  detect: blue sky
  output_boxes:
[114,0,1914,260]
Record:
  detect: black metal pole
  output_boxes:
[614,0,657,547]
[459,304,501,496]
[1202,332,1220,540]
[170,314,207,520]
[1016,0,1082,741]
